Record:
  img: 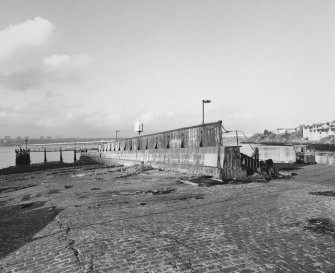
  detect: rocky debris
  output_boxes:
[94,177,104,181]
[247,173,270,183]
[309,191,335,196]
[148,187,176,195]
[175,193,205,201]
[21,194,31,201]
[48,189,61,194]
[49,205,57,211]
[248,160,295,182]
[119,164,154,178]
[0,184,36,193]
[20,202,34,209]
[278,170,293,178]
[180,175,225,187]
[71,173,90,178]
[180,174,212,181]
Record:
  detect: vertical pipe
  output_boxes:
[202,101,204,125]
[236,130,239,146]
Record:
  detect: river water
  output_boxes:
[1,144,335,169]
[240,143,335,166]
[0,146,78,169]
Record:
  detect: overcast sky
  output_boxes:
[0,0,334,138]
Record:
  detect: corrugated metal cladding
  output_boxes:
[104,121,222,152]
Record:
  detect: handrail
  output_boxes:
[221,126,255,152]
[238,130,255,152]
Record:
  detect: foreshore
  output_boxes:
[1,163,335,272]
[0,160,99,175]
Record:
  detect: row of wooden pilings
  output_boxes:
[240,147,260,172]
[42,148,77,164]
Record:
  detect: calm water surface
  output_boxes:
[240,144,335,165]
[1,144,335,169]
[0,146,78,169]
[240,144,297,163]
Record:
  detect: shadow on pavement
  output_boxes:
[304,218,335,237]
[275,163,307,171]
[0,200,62,258]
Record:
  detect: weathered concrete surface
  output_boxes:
[1,164,335,272]
[87,146,223,173]
[83,146,245,179]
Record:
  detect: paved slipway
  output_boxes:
[1,164,335,273]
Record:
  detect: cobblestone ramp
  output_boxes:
[1,164,335,272]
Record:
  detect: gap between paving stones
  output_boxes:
[43,174,91,273]
[114,223,211,273]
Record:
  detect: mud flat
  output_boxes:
[0,160,100,175]
[1,163,335,272]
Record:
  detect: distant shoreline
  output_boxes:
[242,141,335,152]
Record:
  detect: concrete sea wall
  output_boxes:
[82,145,246,180]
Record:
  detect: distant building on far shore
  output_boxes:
[276,128,286,134]
[274,128,297,134]
[4,136,11,144]
[303,121,335,140]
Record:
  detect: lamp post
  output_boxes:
[115,130,120,140]
[202,99,211,125]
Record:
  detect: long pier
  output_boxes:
[24,141,103,165]
[29,148,83,152]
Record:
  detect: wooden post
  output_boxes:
[74,150,77,163]
[236,130,239,146]
[60,148,63,163]
[254,147,259,169]
[44,148,47,164]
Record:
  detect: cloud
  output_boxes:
[0,68,45,91]
[0,53,93,91]
[43,53,93,71]
[0,111,8,118]
[43,54,70,67]
[0,17,55,60]
[139,112,160,122]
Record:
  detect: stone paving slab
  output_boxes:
[1,164,335,272]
